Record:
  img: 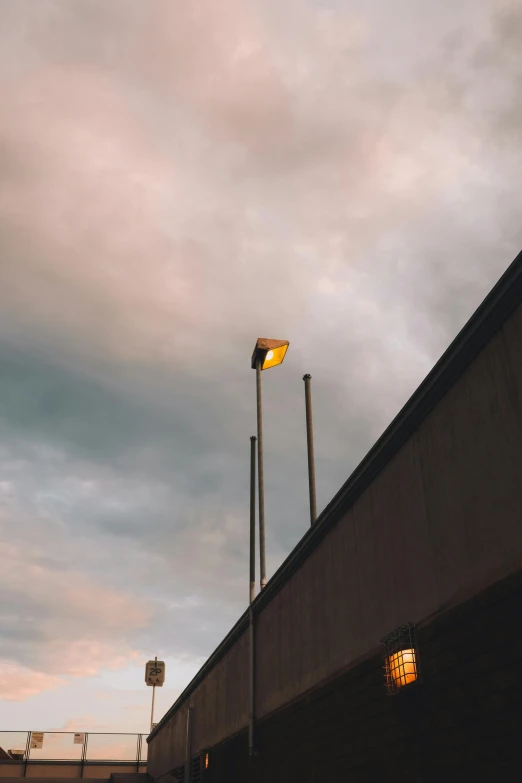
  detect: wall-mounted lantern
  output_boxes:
[381,623,419,694]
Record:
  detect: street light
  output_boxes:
[251,338,289,590]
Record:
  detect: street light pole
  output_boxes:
[249,435,257,756]
[150,656,157,734]
[256,359,266,590]
[251,338,290,592]
[303,374,317,525]
[250,435,257,603]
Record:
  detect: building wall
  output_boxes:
[148,631,249,779]
[208,565,522,782]
[0,762,148,779]
[148,298,522,777]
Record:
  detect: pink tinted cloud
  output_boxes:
[43,640,142,679]
[0,541,150,684]
[1,542,150,634]
[60,715,110,731]
[0,662,64,702]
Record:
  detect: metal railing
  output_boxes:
[0,731,148,776]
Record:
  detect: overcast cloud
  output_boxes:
[0,0,521,732]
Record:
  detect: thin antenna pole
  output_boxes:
[303,374,317,525]
[249,436,257,604]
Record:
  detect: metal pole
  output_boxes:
[185,707,193,783]
[249,435,256,755]
[150,690,156,734]
[80,732,87,778]
[249,436,257,604]
[150,656,157,733]
[136,734,141,773]
[303,374,317,525]
[23,731,31,777]
[248,604,256,756]
[256,358,266,589]
[83,734,89,776]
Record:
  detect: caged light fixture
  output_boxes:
[381,622,420,695]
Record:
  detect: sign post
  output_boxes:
[145,657,165,734]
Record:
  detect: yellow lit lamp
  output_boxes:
[388,648,418,688]
[251,338,290,371]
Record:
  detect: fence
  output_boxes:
[0,732,148,775]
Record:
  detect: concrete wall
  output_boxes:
[211,565,522,782]
[0,763,147,779]
[149,631,249,779]
[148,297,522,777]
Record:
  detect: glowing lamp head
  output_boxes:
[251,338,289,370]
[387,648,418,688]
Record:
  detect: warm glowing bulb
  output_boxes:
[258,342,289,370]
[388,649,417,687]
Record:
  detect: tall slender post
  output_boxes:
[303,374,317,525]
[136,734,141,774]
[185,706,193,783]
[256,359,266,589]
[23,731,31,778]
[83,735,89,776]
[248,605,255,755]
[150,656,157,733]
[249,435,257,755]
[81,732,87,778]
[249,436,257,604]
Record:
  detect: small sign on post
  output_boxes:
[146,657,165,734]
[30,732,44,750]
[145,660,165,686]
[73,733,85,745]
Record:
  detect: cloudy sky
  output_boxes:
[0,0,521,739]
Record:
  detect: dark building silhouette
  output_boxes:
[148,249,522,782]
